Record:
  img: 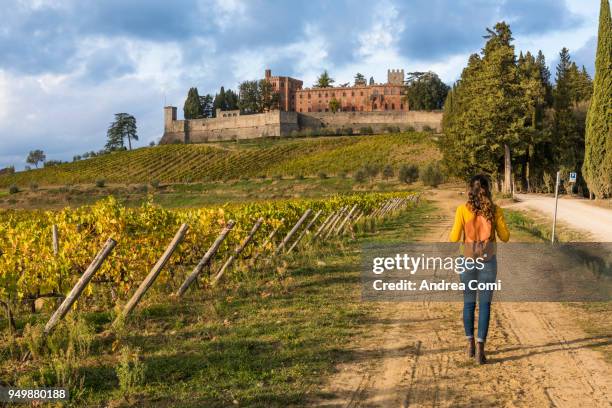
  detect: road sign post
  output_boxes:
[551,171,560,244]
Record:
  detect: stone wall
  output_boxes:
[297,110,443,133]
[161,106,443,144]
[161,108,299,144]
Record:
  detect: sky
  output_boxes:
[0,0,601,170]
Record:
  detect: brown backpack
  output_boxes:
[463,211,495,261]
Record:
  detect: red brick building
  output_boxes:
[264,69,408,113]
[265,69,303,112]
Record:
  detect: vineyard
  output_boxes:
[0,133,440,188]
[0,192,415,326]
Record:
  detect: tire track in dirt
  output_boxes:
[313,187,611,408]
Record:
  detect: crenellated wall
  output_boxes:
[160,106,442,144]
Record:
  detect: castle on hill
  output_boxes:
[266,69,407,113]
[161,69,442,144]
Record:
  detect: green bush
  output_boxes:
[8,185,19,194]
[422,125,433,133]
[364,164,380,180]
[382,165,394,180]
[95,179,105,188]
[296,174,305,180]
[353,169,367,183]
[116,346,146,394]
[338,170,348,179]
[399,164,419,183]
[421,163,444,187]
[318,171,328,179]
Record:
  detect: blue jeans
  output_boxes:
[460,258,497,342]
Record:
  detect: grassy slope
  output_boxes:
[0,133,440,188]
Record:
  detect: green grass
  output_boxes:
[0,204,433,407]
[0,133,440,188]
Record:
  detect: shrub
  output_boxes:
[273,174,282,180]
[382,165,394,180]
[318,171,328,179]
[150,179,160,189]
[343,127,353,135]
[422,125,433,133]
[421,163,445,187]
[8,185,19,194]
[399,164,419,183]
[95,179,105,188]
[116,346,146,394]
[353,169,367,183]
[338,170,348,179]
[29,183,39,191]
[359,126,373,135]
[364,164,380,180]
[405,126,416,132]
[296,174,305,180]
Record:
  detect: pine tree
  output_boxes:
[583,0,612,198]
[106,113,138,151]
[553,47,583,188]
[315,70,334,88]
[183,87,203,119]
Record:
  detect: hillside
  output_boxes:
[0,133,440,187]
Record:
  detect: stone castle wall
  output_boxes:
[160,106,442,144]
[297,111,442,133]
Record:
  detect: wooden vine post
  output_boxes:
[44,238,117,334]
[176,221,235,297]
[335,204,358,235]
[323,206,346,239]
[116,224,189,322]
[311,211,335,242]
[275,209,312,254]
[251,218,284,263]
[287,210,322,253]
[212,218,264,286]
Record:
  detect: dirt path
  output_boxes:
[314,188,612,407]
[511,194,612,242]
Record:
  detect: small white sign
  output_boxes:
[569,172,577,183]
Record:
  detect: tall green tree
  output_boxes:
[238,81,260,114]
[553,48,583,188]
[213,86,227,116]
[106,113,138,151]
[183,87,203,119]
[199,94,214,118]
[354,73,366,86]
[441,22,524,188]
[583,0,612,198]
[315,70,334,88]
[404,71,450,110]
[26,150,45,168]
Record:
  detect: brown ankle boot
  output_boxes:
[477,341,487,364]
[467,338,475,358]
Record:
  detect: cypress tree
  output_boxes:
[183,87,203,119]
[583,0,612,198]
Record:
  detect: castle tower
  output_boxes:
[387,69,405,85]
[164,106,177,132]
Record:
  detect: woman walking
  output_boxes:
[450,175,510,364]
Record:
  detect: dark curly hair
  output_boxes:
[466,175,495,222]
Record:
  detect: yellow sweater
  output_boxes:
[449,204,510,243]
